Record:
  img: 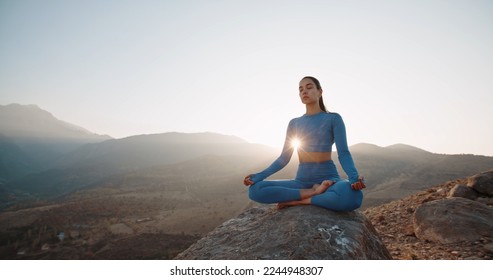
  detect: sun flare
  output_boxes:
[291,138,301,150]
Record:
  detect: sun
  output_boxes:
[291,138,302,150]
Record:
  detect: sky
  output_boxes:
[1,0,492,156]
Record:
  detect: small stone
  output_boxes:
[41,244,50,251]
[483,243,493,254]
[421,195,435,203]
[436,188,447,195]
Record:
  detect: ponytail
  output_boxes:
[319,96,328,113]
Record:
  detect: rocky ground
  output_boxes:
[363,178,493,260]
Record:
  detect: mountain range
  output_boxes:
[1,103,493,211]
[1,103,493,259]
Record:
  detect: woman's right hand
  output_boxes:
[243,174,254,186]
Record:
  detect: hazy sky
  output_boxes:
[1,0,492,156]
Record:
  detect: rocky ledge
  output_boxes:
[175,205,392,260]
[365,170,493,259]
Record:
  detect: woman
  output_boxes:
[243,76,365,211]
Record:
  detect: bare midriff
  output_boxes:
[297,150,332,163]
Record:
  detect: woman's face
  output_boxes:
[299,78,322,105]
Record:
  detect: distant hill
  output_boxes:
[0,134,39,183]
[5,132,277,199]
[0,104,110,141]
[344,143,493,208]
[0,104,111,176]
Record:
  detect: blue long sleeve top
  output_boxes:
[251,112,360,184]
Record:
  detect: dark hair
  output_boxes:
[301,76,328,112]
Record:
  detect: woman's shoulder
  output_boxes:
[326,111,343,120]
[316,111,343,122]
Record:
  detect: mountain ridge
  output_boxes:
[0,103,111,140]
[0,104,112,177]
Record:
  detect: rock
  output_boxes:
[467,171,493,196]
[484,243,493,254]
[436,188,447,196]
[41,243,50,251]
[175,205,392,260]
[476,197,493,206]
[413,198,493,244]
[108,223,134,235]
[448,184,478,200]
[69,230,80,239]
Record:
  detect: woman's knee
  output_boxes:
[312,181,363,211]
[248,182,271,203]
[338,188,363,211]
[248,183,261,202]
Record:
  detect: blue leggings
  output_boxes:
[248,161,363,212]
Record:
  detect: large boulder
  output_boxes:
[413,197,493,244]
[447,184,478,200]
[175,205,392,260]
[467,170,493,196]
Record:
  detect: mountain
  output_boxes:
[0,104,111,177]
[0,134,39,183]
[340,143,493,208]
[0,104,110,141]
[5,132,277,199]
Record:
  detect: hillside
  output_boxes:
[0,104,111,180]
[363,174,493,260]
[0,134,39,182]
[0,155,257,259]
[4,132,277,201]
[342,143,493,208]
[2,169,492,260]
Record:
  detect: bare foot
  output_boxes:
[312,180,333,195]
[277,202,291,209]
[277,198,311,209]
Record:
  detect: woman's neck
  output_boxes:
[305,103,323,115]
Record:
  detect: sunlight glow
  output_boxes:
[291,138,301,150]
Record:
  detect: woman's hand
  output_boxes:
[243,174,254,186]
[351,175,366,190]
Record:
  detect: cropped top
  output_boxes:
[251,112,359,184]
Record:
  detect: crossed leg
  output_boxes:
[277,180,334,209]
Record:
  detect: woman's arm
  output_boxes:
[246,120,296,185]
[333,113,360,184]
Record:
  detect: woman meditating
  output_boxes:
[243,76,365,211]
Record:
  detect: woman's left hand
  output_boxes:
[351,175,366,190]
